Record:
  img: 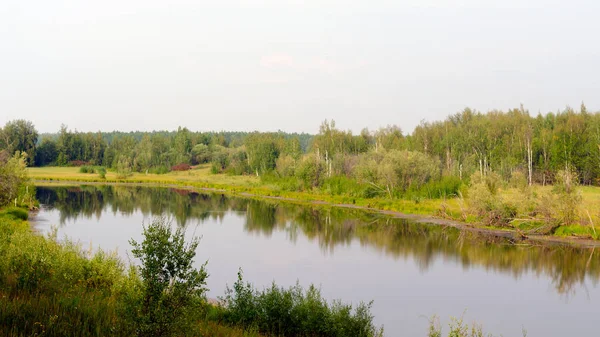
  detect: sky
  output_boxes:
[1,0,599,134]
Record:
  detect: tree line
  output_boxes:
[2,103,599,192]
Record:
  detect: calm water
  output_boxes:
[33,185,600,336]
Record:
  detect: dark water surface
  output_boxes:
[32,185,600,336]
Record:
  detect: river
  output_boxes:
[32,185,600,336]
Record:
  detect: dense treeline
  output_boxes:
[2,103,600,190]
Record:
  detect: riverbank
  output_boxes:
[0,206,270,337]
[28,166,600,248]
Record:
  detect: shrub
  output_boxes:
[509,170,528,189]
[295,157,326,190]
[220,269,383,337]
[127,217,208,337]
[552,169,582,226]
[467,180,516,227]
[97,167,107,179]
[171,163,191,171]
[0,207,28,221]
[0,151,33,208]
[411,175,463,199]
[79,165,96,174]
[148,166,170,174]
[116,156,133,179]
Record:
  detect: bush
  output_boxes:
[509,171,528,189]
[0,207,28,221]
[97,167,107,179]
[116,156,133,179]
[295,157,326,190]
[552,169,582,226]
[79,165,96,174]
[127,217,208,337]
[410,175,463,199]
[467,180,516,227]
[220,269,383,337]
[171,163,191,171]
[0,151,34,208]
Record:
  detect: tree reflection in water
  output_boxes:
[37,185,599,295]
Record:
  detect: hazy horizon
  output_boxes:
[2,0,599,134]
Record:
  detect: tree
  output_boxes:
[128,217,208,337]
[0,120,38,166]
[0,151,32,207]
[35,138,58,166]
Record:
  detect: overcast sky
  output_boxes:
[1,0,599,134]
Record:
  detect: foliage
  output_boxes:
[79,165,97,173]
[0,151,35,208]
[295,156,326,190]
[0,210,126,337]
[0,206,29,221]
[467,175,516,227]
[127,217,208,337]
[220,269,383,337]
[0,119,38,166]
[552,169,582,226]
[116,156,133,179]
[98,166,107,179]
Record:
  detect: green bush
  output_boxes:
[127,217,208,337]
[79,165,96,174]
[148,166,170,174]
[410,175,463,199]
[97,166,107,179]
[322,176,365,197]
[0,207,28,221]
[220,269,383,337]
[0,211,126,336]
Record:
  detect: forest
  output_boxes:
[2,104,599,193]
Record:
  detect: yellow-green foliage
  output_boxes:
[0,210,127,336]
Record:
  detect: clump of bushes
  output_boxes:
[217,269,383,337]
[467,172,516,227]
[97,167,107,179]
[0,207,29,221]
[0,151,35,209]
[79,165,96,173]
[171,163,191,171]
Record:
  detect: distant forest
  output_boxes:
[2,103,600,192]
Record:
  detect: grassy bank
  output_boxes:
[28,166,600,243]
[0,207,255,336]
[0,207,385,337]
[27,166,464,216]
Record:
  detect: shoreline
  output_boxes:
[33,179,600,249]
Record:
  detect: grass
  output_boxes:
[28,165,259,187]
[27,166,462,216]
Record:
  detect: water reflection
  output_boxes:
[36,185,598,296]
